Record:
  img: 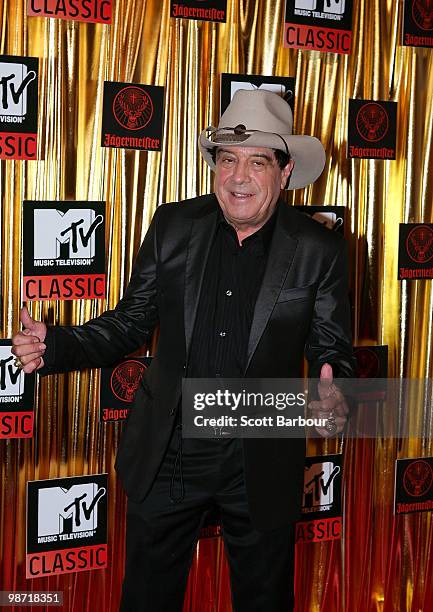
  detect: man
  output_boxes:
[12,90,354,611]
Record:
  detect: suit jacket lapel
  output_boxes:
[184,204,218,358]
[245,202,299,372]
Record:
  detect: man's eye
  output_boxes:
[252,160,265,167]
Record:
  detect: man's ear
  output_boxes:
[281,160,295,190]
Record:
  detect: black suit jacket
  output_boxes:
[42,194,354,530]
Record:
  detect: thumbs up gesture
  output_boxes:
[309,363,349,437]
[11,306,47,374]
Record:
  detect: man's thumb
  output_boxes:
[20,306,35,330]
[318,363,334,401]
[319,363,333,385]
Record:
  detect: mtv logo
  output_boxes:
[323,0,345,14]
[0,62,36,118]
[311,212,343,231]
[294,0,317,9]
[230,81,289,100]
[33,208,103,260]
[0,345,24,396]
[38,483,106,537]
[303,461,341,509]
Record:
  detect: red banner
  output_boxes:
[0,133,37,160]
[26,544,108,578]
[23,274,106,301]
[0,412,34,438]
[27,0,112,24]
[284,23,351,54]
[295,517,342,544]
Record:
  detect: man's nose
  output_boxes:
[231,160,251,183]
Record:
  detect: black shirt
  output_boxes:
[187,206,276,378]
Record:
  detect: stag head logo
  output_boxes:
[413,0,433,31]
[355,348,380,378]
[113,86,153,131]
[110,360,147,402]
[356,103,389,142]
[406,225,433,264]
[403,460,433,497]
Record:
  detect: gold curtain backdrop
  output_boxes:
[1,0,433,610]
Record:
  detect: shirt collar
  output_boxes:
[217,203,278,253]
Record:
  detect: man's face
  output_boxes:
[214,146,294,233]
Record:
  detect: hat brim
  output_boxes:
[198,130,326,190]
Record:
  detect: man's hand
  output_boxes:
[11,306,47,374]
[309,363,349,437]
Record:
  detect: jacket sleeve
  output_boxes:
[305,237,355,379]
[39,205,162,374]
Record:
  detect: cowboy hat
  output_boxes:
[198,89,326,190]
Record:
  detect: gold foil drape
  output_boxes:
[1,1,433,610]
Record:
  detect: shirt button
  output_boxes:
[226,290,232,296]
[219,331,227,337]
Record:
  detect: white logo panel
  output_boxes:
[33,209,103,260]
[230,81,288,100]
[0,62,36,118]
[323,0,345,15]
[294,0,317,9]
[294,0,345,14]
[37,484,106,537]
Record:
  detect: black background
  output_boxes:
[301,453,342,521]
[170,0,227,22]
[100,356,152,420]
[294,205,345,233]
[354,345,388,378]
[348,99,397,157]
[398,223,433,276]
[403,0,433,44]
[22,201,105,277]
[395,457,433,513]
[0,340,35,411]
[27,474,108,554]
[220,73,295,115]
[101,81,164,149]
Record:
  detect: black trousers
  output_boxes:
[120,428,295,612]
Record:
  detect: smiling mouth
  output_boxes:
[231,192,255,199]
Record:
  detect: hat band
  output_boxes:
[205,125,290,157]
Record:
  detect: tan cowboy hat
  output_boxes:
[198,89,326,190]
